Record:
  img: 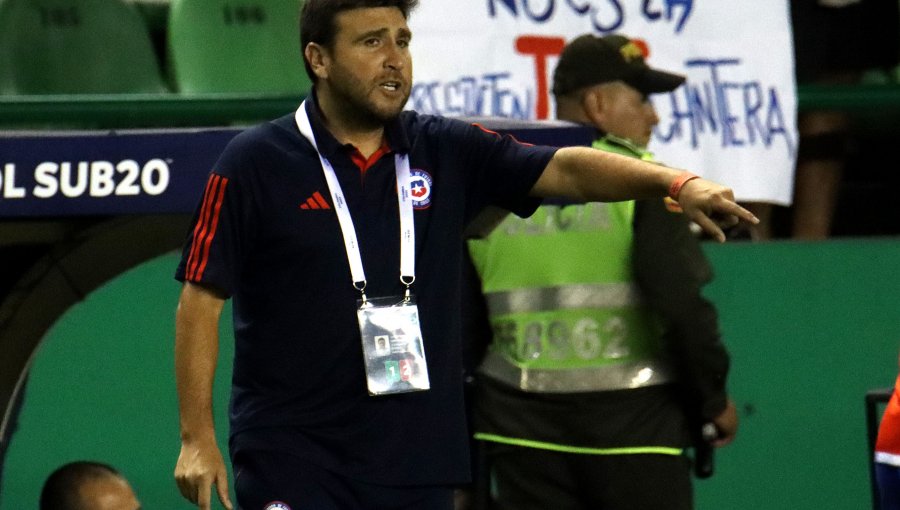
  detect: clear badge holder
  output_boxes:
[357,295,430,396]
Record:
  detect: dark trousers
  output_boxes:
[877,463,900,510]
[486,444,693,510]
[233,450,455,510]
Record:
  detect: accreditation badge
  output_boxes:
[357,295,430,395]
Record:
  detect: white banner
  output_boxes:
[408,0,797,205]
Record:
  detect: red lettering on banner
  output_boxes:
[515,35,566,119]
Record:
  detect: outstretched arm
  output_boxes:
[531,146,758,241]
[174,282,233,510]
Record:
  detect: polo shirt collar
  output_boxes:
[304,88,411,160]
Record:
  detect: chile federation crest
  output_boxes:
[408,169,433,209]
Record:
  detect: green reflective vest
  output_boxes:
[468,135,674,392]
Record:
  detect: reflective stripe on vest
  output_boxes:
[485,282,639,315]
[469,194,674,392]
[480,350,675,393]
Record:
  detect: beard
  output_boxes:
[328,61,410,128]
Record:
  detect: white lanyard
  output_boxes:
[294,101,416,300]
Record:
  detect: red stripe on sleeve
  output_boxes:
[186,174,228,281]
[471,122,534,146]
[186,175,219,280]
[193,179,228,280]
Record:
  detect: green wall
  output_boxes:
[2,239,899,509]
[696,239,900,509]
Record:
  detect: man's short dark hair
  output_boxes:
[299,0,419,81]
[40,461,122,510]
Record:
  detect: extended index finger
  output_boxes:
[716,200,759,225]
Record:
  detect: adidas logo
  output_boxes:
[300,191,331,210]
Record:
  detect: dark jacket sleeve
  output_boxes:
[632,198,730,421]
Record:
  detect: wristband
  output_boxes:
[668,172,701,200]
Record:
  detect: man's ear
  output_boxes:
[582,88,606,129]
[305,42,330,80]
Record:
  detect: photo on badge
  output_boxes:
[374,335,392,356]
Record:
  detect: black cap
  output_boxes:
[552,34,686,97]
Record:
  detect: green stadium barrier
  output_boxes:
[0,84,898,129]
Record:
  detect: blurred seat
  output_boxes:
[167,0,311,95]
[0,0,168,94]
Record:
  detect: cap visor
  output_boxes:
[635,69,686,94]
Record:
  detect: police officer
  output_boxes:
[465,34,739,510]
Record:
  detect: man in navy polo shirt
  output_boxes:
[172,1,758,509]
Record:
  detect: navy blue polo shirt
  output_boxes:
[175,95,558,485]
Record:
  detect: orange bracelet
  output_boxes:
[668,172,700,200]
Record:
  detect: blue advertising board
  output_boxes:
[0,121,591,218]
[0,128,237,217]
